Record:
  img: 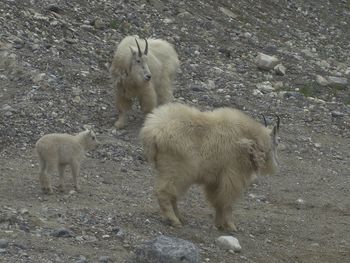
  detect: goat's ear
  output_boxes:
[239,139,265,170]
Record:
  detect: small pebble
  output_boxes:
[51,228,74,238]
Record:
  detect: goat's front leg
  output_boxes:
[115,93,132,129]
[71,161,81,192]
[139,86,157,114]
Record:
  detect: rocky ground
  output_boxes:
[0,0,349,262]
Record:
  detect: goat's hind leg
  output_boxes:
[205,183,237,231]
[156,176,184,227]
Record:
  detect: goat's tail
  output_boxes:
[140,129,158,166]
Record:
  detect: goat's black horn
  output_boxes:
[275,115,280,130]
[261,114,268,127]
[135,38,142,57]
[144,38,148,55]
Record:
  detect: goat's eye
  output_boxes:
[136,59,141,63]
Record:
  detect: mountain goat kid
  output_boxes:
[110,35,179,129]
[35,130,98,194]
[140,103,280,231]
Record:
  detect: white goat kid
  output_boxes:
[35,130,98,194]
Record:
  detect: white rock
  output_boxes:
[163,18,174,24]
[296,198,305,209]
[216,236,241,252]
[207,80,215,90]
[256,53,279,70]
[256,81,275,93]
[219,7,237,19]
[243,32,252,38]
[274,64,286,76]
[253,89,263,96]
[316,60,330,69]
[316,75,329,86]
[273,81,284,89]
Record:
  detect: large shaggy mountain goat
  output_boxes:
[35,130,98,194]
[140,103,280,231]
[110,35,179,129]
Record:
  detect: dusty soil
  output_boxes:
[0,0,349,262]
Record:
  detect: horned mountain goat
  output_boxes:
[35,130,98,194]
[140,103,280,231]
[110,35,179,129]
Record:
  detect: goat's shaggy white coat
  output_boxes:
[35,130,98,194]
[110,35,179,129]
[140,103,280,231]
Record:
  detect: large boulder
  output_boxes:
[135,235,200,263]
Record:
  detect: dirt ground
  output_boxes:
[1,0,349,262]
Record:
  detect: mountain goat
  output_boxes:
[110,35,179,129]
[140,103,280,231]
[35,130,98,194]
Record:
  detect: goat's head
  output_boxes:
[82,129,99,150]
[129,38,152,83]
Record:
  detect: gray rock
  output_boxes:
[0,239,9,248]
[177,11,192,19]
[75,256,87,263]
[47,4,63,14]
[2,104,14,112]
[80,25,94,31]
[274,64,286,76]
[31,44,40,50]
[327,76,348,88]
[331,111,344,117]
[99,256,111,262]
[72,87,82,96]
[93,18,105,29]
[256,53,279,70]
[135,235,200,263]
[51,228,74,238]
[65,38,78,44]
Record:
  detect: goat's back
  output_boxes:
[36,134,82,162]
[141,103,270,167]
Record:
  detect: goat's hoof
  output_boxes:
[216,222,238,232]
[168,219,183,228]
[42,187,53,195]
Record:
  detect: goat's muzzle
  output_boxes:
[144,74,151,81]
